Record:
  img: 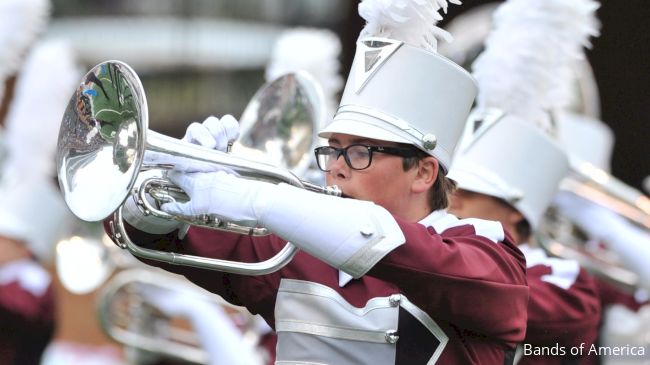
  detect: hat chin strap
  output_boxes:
[0,75,18,128]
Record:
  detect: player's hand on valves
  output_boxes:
[182,114,240,151]
[161,170,273,227]
[144,115,240,173]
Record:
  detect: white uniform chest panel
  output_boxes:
[274,279,448,365]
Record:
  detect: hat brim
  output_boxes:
[447,162,514,203]
[318,118,412,145]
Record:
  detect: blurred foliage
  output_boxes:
[141,69,264,136]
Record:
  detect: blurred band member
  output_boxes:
[447,0,602,364]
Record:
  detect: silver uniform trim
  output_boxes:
[399,295,449,364]
[278,279,398,319]
[276,321,390,343]
[354,38,404,94]
[334,104,452,165]
[340,212,402,278]
[514,343,524,364]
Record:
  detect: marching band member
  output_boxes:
[447,0,602,364]
[0,1,78,364]
[265,27,343,125]
[553,60,650,365]
[136,282,265,365]
[106,0,529,364]
[264,27,344,186]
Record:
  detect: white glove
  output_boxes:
[161,170,405,278]
[127,115,241,234]
[183,114,240,151]
[161,170,271,227]
[140,285,261,365]
[143,115,240,172]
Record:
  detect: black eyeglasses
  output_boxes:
[314,144,422,172]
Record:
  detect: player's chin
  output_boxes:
[338,188,356,199]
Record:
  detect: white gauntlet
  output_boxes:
[162,169,405,278]
[259,184,406,278]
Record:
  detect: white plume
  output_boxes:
[265,28,343,118]
[0,0,50,102]
[358,0,462,53]
[3,40,82,181]
[0,39,80,261]
[472,0,600,134]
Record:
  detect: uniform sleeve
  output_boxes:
[367,218,530,344]
[104,220,282,322]
[525,263,601,347]
[595,276,646,311]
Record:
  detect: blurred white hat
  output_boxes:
[0,0,50,102]
[266,27,343,123]
[556,110,614,173]
[261,27,344,185]
[4,40,81,179]
[450,110,569,228]
[448,0,600,228]
[319,0,477,172]
[0,176,74,262]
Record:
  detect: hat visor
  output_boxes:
[447,167,512,202]
[318,118,412,145]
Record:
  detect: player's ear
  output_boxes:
[412,156,438,194]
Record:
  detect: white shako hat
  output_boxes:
[450,110,569,228]
[556,110,614,173]
[318,0,477,172]
[447,0,601,228]
[266,27,343,124]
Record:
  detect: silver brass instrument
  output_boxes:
[538,159,650,290]
[97,268,263,365]
[234,68,326,179]
[563,158,650,230]
[56,60,340,275]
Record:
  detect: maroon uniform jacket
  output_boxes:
[110,211,528,364]
[518,245,601,365]
[594,277,646,312]
[0,258,56,365]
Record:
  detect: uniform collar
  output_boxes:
[418,209,458,233]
